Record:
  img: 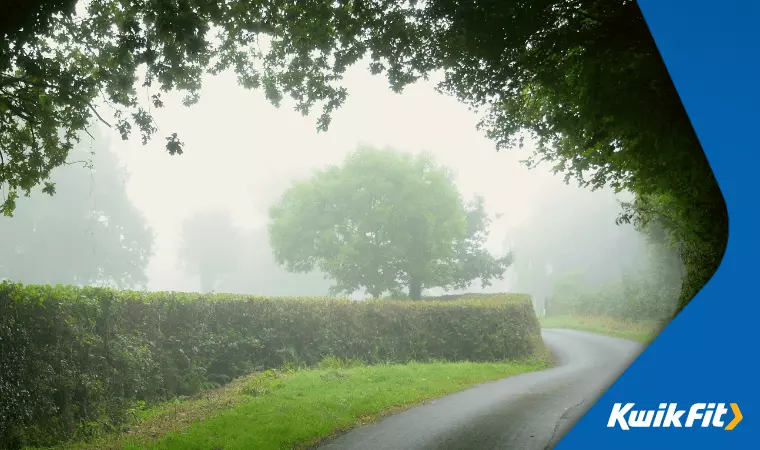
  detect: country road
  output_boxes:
[315,329,644,450]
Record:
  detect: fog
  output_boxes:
[0,63,681,315]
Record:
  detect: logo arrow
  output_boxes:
[725,403,743,430]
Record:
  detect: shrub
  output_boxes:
[548,272,679,322]
[0,283,541,448]
[383,292,532,305]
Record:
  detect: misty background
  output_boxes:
[0,63,681,316]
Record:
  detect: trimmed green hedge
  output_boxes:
[0,283,541,448]
[424,293,533,304]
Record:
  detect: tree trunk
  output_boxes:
[408,278,422,300]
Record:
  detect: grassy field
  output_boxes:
[60,355,551,450]
[539,314,665,343]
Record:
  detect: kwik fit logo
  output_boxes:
[607,403,743,430]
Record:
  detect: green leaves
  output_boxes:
[0,284,540,448]
[546,219,684,321]
[165,132,184,155]
[269,147,509,299]
[0,0,726,313]
[0,0,425,214]
[0,129,154,288]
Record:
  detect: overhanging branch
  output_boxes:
[87,103,112,128]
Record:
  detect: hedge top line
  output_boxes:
[0,281,532,308]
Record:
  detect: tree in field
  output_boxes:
[1,0,726,314]
[0,127,153,288]
[178,208,243,293]
[268,147,511,299]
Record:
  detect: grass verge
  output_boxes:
[540,314,664,343]
[58,354,551,450]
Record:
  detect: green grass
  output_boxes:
[540,314,665,343]
[60,355,551,450]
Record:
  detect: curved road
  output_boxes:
[316,329,644,450]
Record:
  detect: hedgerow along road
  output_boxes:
[316,329,643,450]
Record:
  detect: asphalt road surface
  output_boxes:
[316,329,644,450]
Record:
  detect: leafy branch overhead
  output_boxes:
[1,0,727,312]
[268,147,511,299]
[0,127,154,289]
[1,0,424,215]
[0,1,657,211]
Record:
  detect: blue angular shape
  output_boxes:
[556,1,760,448]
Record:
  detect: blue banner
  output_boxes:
[557,1,759,448]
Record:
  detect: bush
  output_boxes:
[383,292,532,305]
[426,293,532,304]
[548,272,679,322]
[0,283,541,448]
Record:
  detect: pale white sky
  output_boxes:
[102,63,611,292]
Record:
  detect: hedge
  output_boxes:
[424,293,533,304]
[547,280,679,322]
[0,283,541,448]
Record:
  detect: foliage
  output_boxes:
[547,220,683,322]
[386,292,532,305]
[268,147,511,299]
[548,273,679,322]
[177,208,243,293]
[617,192,722,311]
[0,282,541,448]
[506,185,664,316]
[547,269,590,312]
[419,0,727,311]
[0,128,153,288]
[1,0,726,314]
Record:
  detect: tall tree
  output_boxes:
[0,128,153,288]
[269,147,511,299]
[177,208,243,293]
[1,0,726,313]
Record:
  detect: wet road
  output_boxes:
[315,329,644,450]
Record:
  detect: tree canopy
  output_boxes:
[0,127,153,288]
[268,147,511,299]
[1,0,726,313]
